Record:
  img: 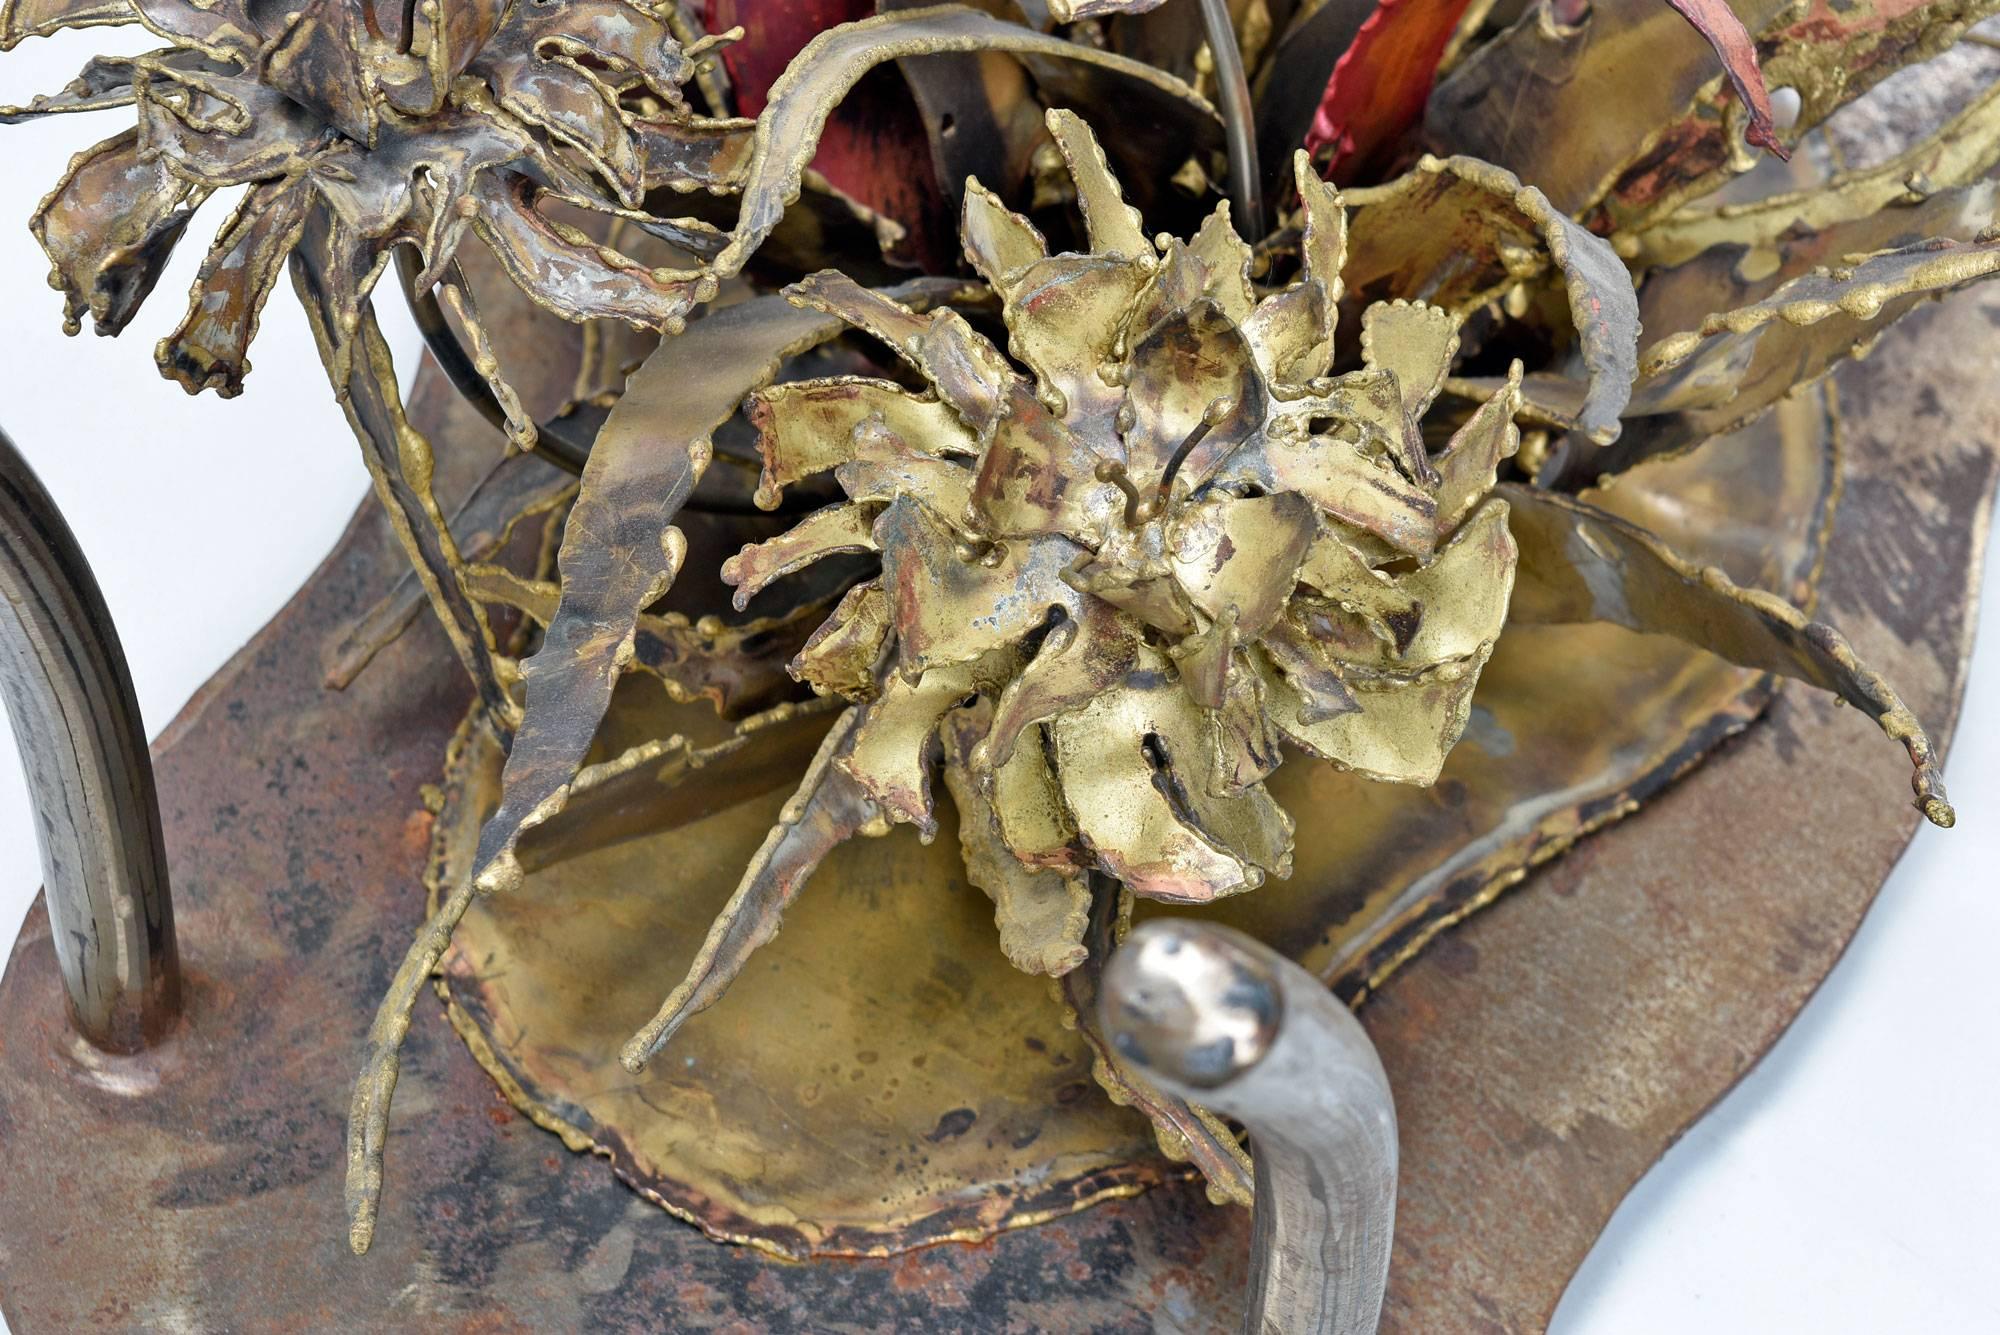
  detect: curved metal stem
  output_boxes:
[0,427,179,1051]
[1100,919,1396,1335]
[1198,0,1267,241]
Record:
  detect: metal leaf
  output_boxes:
[621,706,885,1070]
[704,4,1217,281]
[1343,154,1639,445]
[941,702,1092,977]
[1502,483,1954,827]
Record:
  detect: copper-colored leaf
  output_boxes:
[1662,0,1786,159]
[1304,0,1481,182]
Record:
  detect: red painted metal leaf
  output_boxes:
[1303,0,1480,183]
[1662,0,1788,159]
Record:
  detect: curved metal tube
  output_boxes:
[0,427,179,1051]
[1198,0,1267,241]
[1100,919,1396,1335]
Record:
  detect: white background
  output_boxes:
[3,28,1998,1333]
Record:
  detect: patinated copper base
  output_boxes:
[1,279,1992,1329]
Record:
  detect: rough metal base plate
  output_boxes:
[0,288,1993,1331]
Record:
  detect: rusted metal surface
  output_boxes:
[0,280,1993,1327]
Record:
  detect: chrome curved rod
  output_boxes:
[1100,919,1396,1335]
[0,427,179,1051]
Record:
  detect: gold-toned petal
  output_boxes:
[1259,429,1438,558]
[1361,298,1460,420]
[1166,492,1316,638]
[1297,528,1422,653]
[961,176,1048,294]
[1260,643,1491,786]
[1211,652,1282,796]
[1344,154,1639,444]
[786,270,1011,430]
[722,500,880,609]
[940,704,1091,977]
[0,52,137,120]
[978,600,1141,772]
[1188,200,1255,326]
[748,377,977,508]
[1119,299,1264,493]
[1433,361,1522,534]
[621,707,883,1072]
[1503,484,1954,827]
[470,173,714,331]
[875,500,1083,676]
[991,721,1082,869]
[1045,106,1151,261]
[792,579,892,701]
[1050,661,1292,902]
[1169,608,1237,710]
[837,661,977,836]
[31,127,204,336]
[1241,280,1329,391]
[1294,148,1346,317]
[1319,498,1518,674]
[1001,253,1149,428]
[1258,615,1361,724]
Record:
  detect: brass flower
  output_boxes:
[724,110,1521,965]
[3,0,742,413]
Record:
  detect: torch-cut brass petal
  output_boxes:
[999,253,1151,428]
[1361,298,1460,419]
[153,174,309,397]
[792,579,892,701]
[879,504,1083,679]
[1242,279,1331,388]
[1045,106,1153,261]
[1120,298,1266,492]
[960,175,1047,292]
[1188,200,1257,326]
[723,500,881,608]
[978,600,1141,772]
[0,0,130,47]
[1166,492,1316,638]
[941,704,1092,977]
[468,174,713,331]
[1502,483,1955,827]
[1310,498,1518,677]
[1050,661,1294,902]
[1261,642,1494,786]
[1257,429,1438,558]
[749,377,978,508]
[838,660,978,836]
[1211,653,1284,795]
[1298,529,1424,651]
[1433,362,1523,534]
[1636,234,2000,434]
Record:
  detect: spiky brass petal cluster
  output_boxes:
[3,0,739,411]
[724,113,1519,946]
